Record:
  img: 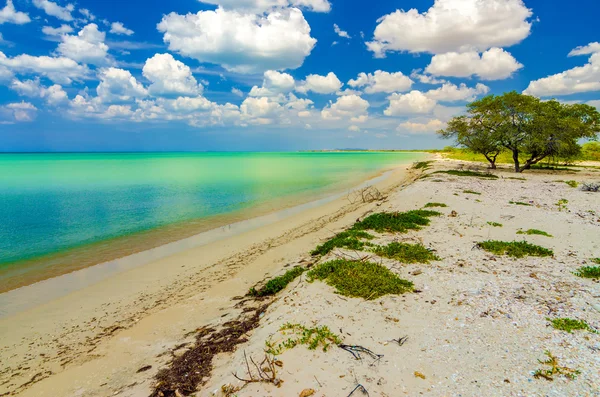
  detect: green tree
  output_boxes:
[582,141,600,161]
[440,92,600,173]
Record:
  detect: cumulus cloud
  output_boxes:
[33,0,74,22]
[231,87,244,97]
[334,23,350,39]
[367,0,533,57]
[410,70,446,85]
[142,53,203,97]
[348,70,413,94]
[425,48,523,80]
[158,7,317,74]
[524,44,600,97]
[321,94,369,120]
[1,101,37,122]
[296,72,342,94]
[425,82,489,102]
[10,78,68,105]
[110,22,134,36]
[58,24,110,65]
[0,0,30,24]
[42,24,74,36]
[384,91,437,116]
[249,70,295,97]
[79,8,95,21]
[397,118,445,134]
[197,0,331,13]
[96,67,148,103]
[240,96,282,123]
[0,51,89,84]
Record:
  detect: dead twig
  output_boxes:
[389,336,408,346]
[339,344,384,366]
[347,384,369,396]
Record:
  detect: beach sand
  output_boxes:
[2,157,600,397]
[0,162,421,397]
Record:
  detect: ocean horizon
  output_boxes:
[0,151,425,292]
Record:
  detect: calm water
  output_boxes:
[0,152,424,291]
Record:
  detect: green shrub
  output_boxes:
[547,318,596,333]
[265,323,342,355]
[373,242,440,263]
[565,180,578,188]
[413,161,433,170]
[593,258,600,264]
[463,190,481,195]
[478,241,554,258]
[517,229,553,237]
[307,259,413,300]
[311,229,374,256]
[509,201,532,206]
[249,266,306,297]
[573,266,600,279]
[353,210,441,233]
[423,202,447,208]
[487,222,503,227]
[433,170,499,179]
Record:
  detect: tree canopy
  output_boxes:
[438,92,600,172]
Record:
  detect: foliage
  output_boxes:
[307,259,413,300]
[487,222,503,227]
[463,189,481,195]
[372,242,440,263]
[413,161,433,170]
[509,201,532,206]
[533,351,580,381]
[556,199,569,211]
[311,229,374,256]
[573,266,600,279]
[478,240,554,258]
[517,229,553,237]
[593,258,600,264]
[249,266,306,297]
[547,318,596,333]
[433,170,499,179]
[582,141,600,161]
[423,202,447,208]
[439,92,600,173]
[353,210,441,233]
[565,180,578,188]
[265,323,342,355]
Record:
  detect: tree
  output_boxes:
[440,92,600,173]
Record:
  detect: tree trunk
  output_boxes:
[512,150,520,173]
[484,154,497,169]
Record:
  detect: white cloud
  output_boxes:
[425,82,489,102]
[397,118,445,134]
[231,87,244,97]
[241,96,282,122]
[321,94,369,120]
[297,72,342,94]
[367,0,532,57]
[524,44,600,97]
[79,8,95,21]
[348,70,413,94]
[197,0,331,13]
[2,101,37,122]
[158,7,316,74]
[0,51,89,84]
[96,67,148,103]
[110,22,134,36]
[42,24,74,36]
[425,48,523,80]
[0,0,30,24]
[142,53,203,97]
[249,70,295,97]
[10,78,68,105]
[334,23,350,39]
[58,24,110,65]
[410,70,446,85]
[385,91,437,116]
[33,0,74,22]
[348,125,360,132]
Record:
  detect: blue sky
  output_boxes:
[0,0,599,151]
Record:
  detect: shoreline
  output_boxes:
[0,161,424,396]
[0,156,420,295]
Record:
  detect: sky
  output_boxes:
[0,0,599,152]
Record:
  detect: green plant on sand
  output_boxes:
[413,161,433,170]
[556,199,569,211]
[433,170,499,179]
[307,259,413,300]
[353,210,441,234]
[311,229,374,256]
[565,180,578,188]
[477,241,554,258]
[463,190,481,195]
[265,323,342,355]
[509,201,532,206]
[573,266,600,279]
[487,222,503,227]
[547,317,597,333]
[372,242,440,263]
[249,266,306,297]
[517,229,553,237]
[533,351,580,381]
[423,202,447,208]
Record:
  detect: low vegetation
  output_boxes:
[433,170,499,179]
[307,259,413,300]
[517,229,553,237]
[353,210,441,234]
[423,202,447,208]
[373,242,440,264]
[581,182,600,192]
[509,201,532,206]
[265,323,342,355]
[547,318,596,333]
[478,241,554,258]
[487,222,503,227]
[249,266,306,297]
[463,189,481,195]
[565,180,578,188]
[573,266,600,279]
[311,230,374,256]
[413,161,433,170]
[533,351,580,381]
[556,199,569,211]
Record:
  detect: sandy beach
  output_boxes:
[2,157,600,397]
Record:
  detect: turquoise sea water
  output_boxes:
[0,152,425,290]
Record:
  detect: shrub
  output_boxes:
[413,161,433,170]
[423,202,447,208]
[565,180,578,188]
[311,230,374,256]
[307,259,413,300]
[463,190,481,195]
[249,266,306,297]
[487,222,503,227]
[265,323,342,355]
[573,266,600,279]
[354,210,441,233]
[547,318,596,333]
[433,170,499,179]
[517,229,553,237]
[509,200,532,206]
[373,242,440,263]
[478,241,554,258]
